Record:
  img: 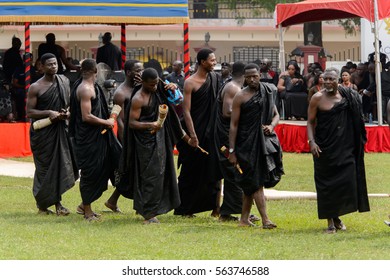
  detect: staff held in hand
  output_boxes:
[220,146,243,174]
[151,104,168,134]
[32,108,69,131]
[101,104,122,134]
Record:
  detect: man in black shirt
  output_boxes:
[96,32,122,71]
[38,33,79,74]
[3,37,23,84]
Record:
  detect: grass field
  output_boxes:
[0,153,389,260]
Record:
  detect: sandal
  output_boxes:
[84,214,101,222]
[104,201,122,213]
[219,215,239,222]
[238,221,259,228]
[333,218,346,231]
[262,221,277,229]
[77,205,101,217]
[182,214,196,218]
[76,205,85,215]
[38,208,55,215]
[56,206,70,216]
[143,217,160,224]
[249,214,261,222]
[325,225,336,234]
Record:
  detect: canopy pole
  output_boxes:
[24,22,31,121]
[121,24,126,70]
[279,25,286,73]
[183,23,190,79]
[373,0,383,125]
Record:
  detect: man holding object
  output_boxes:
[27,53,78,215]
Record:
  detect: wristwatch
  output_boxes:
[229,148,235,153]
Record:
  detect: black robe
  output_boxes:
[235,83,284,195]
[174,72,221,215]
[313,86,369,219]
[282,75,308,119]
[69,79,121,205]
[30,75,78,209]
[117,83,183,219]
[213,81,243,215]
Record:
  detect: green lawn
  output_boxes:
[0,153,389,260]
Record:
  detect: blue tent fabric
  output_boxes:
[0,0,189,24]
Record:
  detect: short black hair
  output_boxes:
[41,53,56,65]
[196,48,214,64]
[232,61,246,77]
[142,67,158,81]
[124,60,141,72]
[244,63,260,72]
[81,58,97,74]
[45,33,55,43]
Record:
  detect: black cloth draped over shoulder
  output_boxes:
[313,86,369,219]
[116,82,184,219]
[235,83,284,195]
[69,79,121,205]
[174,72,221,215]
[212,80,242,215]
[30,75,78,209]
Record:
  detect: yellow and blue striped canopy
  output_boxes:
[0,0,189,24]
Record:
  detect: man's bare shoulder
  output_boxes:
[28,81,41,95]
[114,84,131,103]
[311,89,324,103]
[76,81,95,99]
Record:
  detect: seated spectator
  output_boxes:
[304,62,323,90]
[0,73,14,122]
[11,65,27,121]
[259,58,279,86]
[31,58,44,83]
[308,71,324,102]
[277,60,308,120]
[349,63,357,74]
[340,70,357,91]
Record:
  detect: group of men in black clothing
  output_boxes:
[26,48,284,227]
[26,45,377,232]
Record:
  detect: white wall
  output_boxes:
[361,18,390,62]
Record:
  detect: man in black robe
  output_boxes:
[69,58,121,221]
[228,63,283,228]
[174,48,221,217]
[307,68,370,233]
[26,53,78,215]
[103,60,144,213]
[213,61,245,222]
[117,68,190,224]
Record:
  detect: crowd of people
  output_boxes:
[1,32,389,230]
[0,34,81,122]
